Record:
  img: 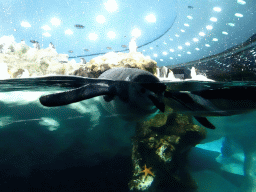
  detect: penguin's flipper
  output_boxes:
[194,116,215,129]
[39,83,116,107]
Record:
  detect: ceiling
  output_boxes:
[1,0,255,66]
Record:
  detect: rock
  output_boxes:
[0,63,11,79]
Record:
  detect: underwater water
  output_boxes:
[0,89,135,191]
[0,79,256,192]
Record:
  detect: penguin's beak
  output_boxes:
[141,82,166,112]
[148,93,165,112]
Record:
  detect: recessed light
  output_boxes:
[199,32,205,36]
[193,38,199,42]
[210,17,217,22]
[237,0,246,5]
[145,14,156,23]
[206,25,213,30]
[235,13,243,17]
[178,46,182,50]
[213,7,221,12]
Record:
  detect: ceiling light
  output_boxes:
[170,49,174,52]
[96,15,106,24]
[170,57,173,60]
[163,51,168,55]
[213,7,221,12]
[65,29,73,35]
[184,23,189,27]
[187,52,191,54]
[237,0,246,5]
[185,42,190,46]
[193,38,199,42]
[206,25,213,30]
[187,16,193,20]
[89,33,98,40]
[21,21,31,28]
[131,28,141,37]
[210,17,217,22]
[195,48,200,50]
[178,54,181,57]
[228,23,235,27]
[212,38,218,41]
[178,46,182,50]
[154,54,157,57]
[42,25,51,30]
[107,31,116,39]
[145,14,156,23]
[51,18,61,26]
[235,13,243,17]
[222,31,228,35]
[205,44,210,47]
[199,32,205,36]
[181,29,185,32]
[104,0,118,13]
[43,32,51,37]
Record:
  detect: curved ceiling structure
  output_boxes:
[0,0,255,66]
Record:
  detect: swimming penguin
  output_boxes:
[2,67,255,129]
[39,68,166,122]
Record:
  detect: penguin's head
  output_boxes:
[129,73,166,113]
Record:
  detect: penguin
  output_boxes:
[5,67,255,129]
[39,68,166,122]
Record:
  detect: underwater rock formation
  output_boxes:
[129,106,206,191]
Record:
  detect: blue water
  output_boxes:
[0,80,256,191]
